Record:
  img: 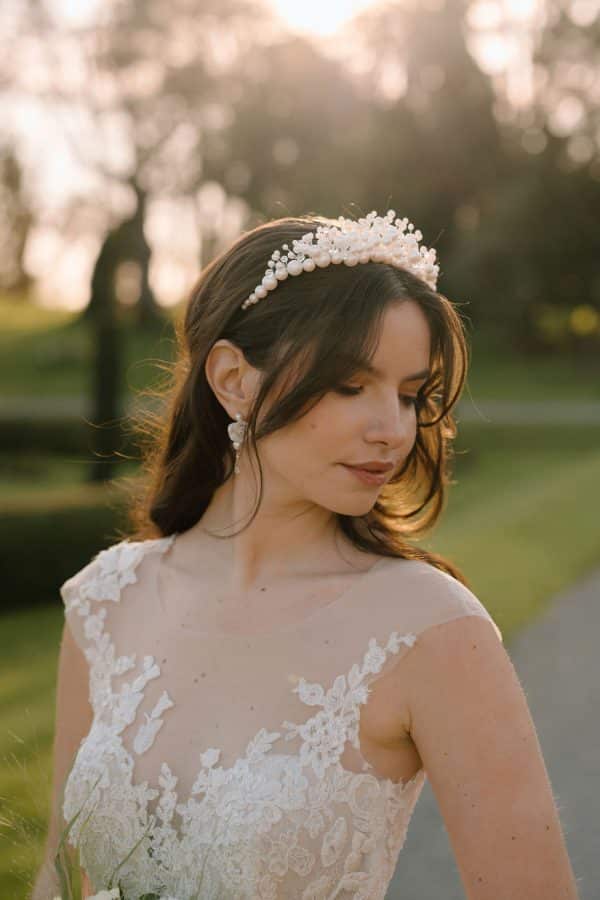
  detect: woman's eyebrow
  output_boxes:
[359,362,430,381]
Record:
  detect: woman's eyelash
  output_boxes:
[335,385,423,406]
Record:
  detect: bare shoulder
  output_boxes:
[394,558,507,731]
[402,611,508,714]
[359,558,502,747]
[381,555,503,642]
[399,613,579,897]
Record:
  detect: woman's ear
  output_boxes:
[205,339,258,418]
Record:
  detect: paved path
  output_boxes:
[387,564,600,899]
[2,396,600,425]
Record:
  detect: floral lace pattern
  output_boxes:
[61,539,427,899]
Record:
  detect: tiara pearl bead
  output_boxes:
[241,210,440,309]
[315,252,331,268]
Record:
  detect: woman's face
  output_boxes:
[255,299,431,517]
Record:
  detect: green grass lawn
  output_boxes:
[2,296,600,403]
[0,605,64,899]
[0,455,139,508]
[421,424,600,635]
[463,324,600,402]
[0,297,179,400]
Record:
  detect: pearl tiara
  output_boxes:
[241,209,439,310]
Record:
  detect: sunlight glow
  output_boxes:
[269,0,380,37]
[466,0,545,109]
[14,0,553,309]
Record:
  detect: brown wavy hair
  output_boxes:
[117,214,472,586]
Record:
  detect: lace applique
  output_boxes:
[80,540,163,604]
[61,537,427,900]
[63,537,176,720]
[282,633,417,780]
[134,691,176,755]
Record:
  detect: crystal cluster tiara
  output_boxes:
[241,209,439,310]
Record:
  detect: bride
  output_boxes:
[32,211,580,899]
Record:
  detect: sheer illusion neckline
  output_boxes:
[152,532,396,638]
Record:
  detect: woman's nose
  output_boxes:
[368,405,414,448]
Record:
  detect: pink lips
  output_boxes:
[341,464,390,486]
[345,461,394,472]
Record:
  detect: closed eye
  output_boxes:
[335,385,423,408]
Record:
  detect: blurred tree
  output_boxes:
[209,34,371,226]
[11,0,277,483]
[89,259,123,484]
[2,0,598,359]
[343,0,599,355]
[20,0,275,326]
[449,145,600,353]
[448,0,600,353]
[0,142,34,296]
[531,0,600,171]
[84,177,154,326]
[339,0,511,326]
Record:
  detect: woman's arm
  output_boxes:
[401,614,581,900]
[30,620,94,900]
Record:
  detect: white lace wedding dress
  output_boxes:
[60,535,502,900]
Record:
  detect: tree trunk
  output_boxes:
[89,296,123,484]
[85,227,123,483]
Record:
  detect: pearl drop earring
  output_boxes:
[227,412,247,475]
